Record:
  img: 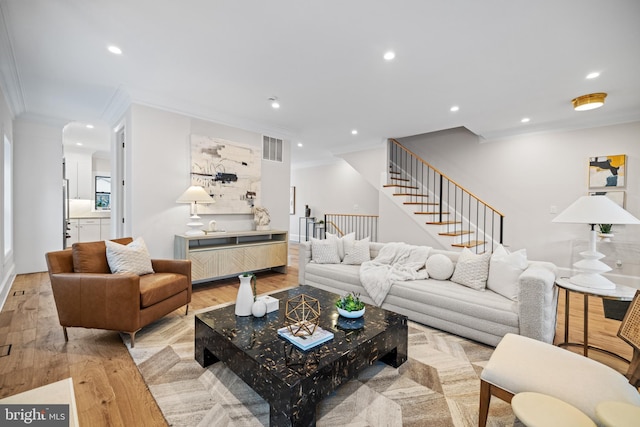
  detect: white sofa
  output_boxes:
[298,241,559,346]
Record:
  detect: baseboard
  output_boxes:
[0,265,16,311]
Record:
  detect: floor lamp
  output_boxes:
[552,195,640,289]
[176,186,215,236]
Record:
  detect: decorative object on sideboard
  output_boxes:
[305,204,311,218]
[285,294,320,336]
[235,272,256,316]
[598,223,613,241]
[253,205,271,231]
[552,195,640,289]
[176,185,215,236]
[336,292,366,318]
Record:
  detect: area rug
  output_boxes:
[125,302,519,426]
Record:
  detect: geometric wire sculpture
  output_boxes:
[285,294,320,336]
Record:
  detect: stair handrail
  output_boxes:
[389,139,504,216]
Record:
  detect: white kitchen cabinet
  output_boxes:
[100,218,111,240]
[78,218,101,242]
[66,217,111,246]
[64,151,92,199]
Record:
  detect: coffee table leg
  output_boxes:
[270,403,316,427]
[380,320,408,368]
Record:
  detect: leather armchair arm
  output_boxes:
[49,273,142,332]
[152,259,191,281]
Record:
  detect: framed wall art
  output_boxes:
[589,154,626,189]
[190,134,261,214]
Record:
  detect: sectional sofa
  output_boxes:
[298,240,559,346]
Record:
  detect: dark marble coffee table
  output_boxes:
[195,285,408,426]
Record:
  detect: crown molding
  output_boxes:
[0,2,25,117]
[101,85,131,127]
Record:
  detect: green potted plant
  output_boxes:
[336,292,366,318]
[598,224,614,241]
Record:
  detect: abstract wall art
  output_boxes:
[190,135,261,214]
[589,154,626,189]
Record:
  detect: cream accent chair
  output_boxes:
[479,291,640,427]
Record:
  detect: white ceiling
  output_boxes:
[1,1,639,166]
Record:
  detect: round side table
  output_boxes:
[596,401,640,427]
[511,392,596,427]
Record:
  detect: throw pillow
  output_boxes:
[450,248,491,291]
[342,237,371,265]
[310,237,341,264]
[326,232,355,261]
[105,237,154,275]
[72,237,134,273]
[425,253,454,280]
[487,244,528,301]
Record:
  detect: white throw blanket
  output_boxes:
[359,242,430,306]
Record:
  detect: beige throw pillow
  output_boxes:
[310,237,341,264]
[487,244,528,301]
[105,237,154,275]
[450,248,491,291]
[342,237,371,265]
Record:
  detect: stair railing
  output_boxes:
[324,214,379,242]
[387,138,504,252]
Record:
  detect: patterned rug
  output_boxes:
[125,302,519,426]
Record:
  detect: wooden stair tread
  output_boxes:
[426,221,461,225]
[438,230,473,236]
[390,177,410,182]
[414,211,450,215]
[451,240,486,248]
[393,193,428,197]
[383,184,419,189]
[389,171,401,175]
[403,202,438,206]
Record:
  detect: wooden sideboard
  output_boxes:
[174,230,288,283]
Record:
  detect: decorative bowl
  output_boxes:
[337,307,365,318]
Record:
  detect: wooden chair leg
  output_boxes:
[62,326,68,342]
[478,380,491,427]
[627,348,640,387]
[129,331,137,348]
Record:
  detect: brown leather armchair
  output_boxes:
[45,237,191,348]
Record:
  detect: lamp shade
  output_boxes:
[176,186,214,204]
[552,195,640,225]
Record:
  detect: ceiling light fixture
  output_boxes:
[521,117,530,123]
[450,106,459,112]
[586,72,600,79]
[572,93,607,111]
[268,97,280,109]
[107,45,122,55]
[351,130,358,135]
[297,143,303,147]
[383,51,395,61]
[86,124,94,129]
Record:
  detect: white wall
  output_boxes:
[290,159,379,241]
[14,118,64,273]
[399,122,640,271]
[127,104,291,259]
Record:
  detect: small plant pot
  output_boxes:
[337,307,365,318]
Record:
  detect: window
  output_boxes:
[4,134,12,256]
[262,135,283,162]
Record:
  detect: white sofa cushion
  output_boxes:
[425,253,454,280]
[326,232,355,261]
[343,237,371,265]
[487,244,528,301]
[451,248,490,290]
[310,237,341,264]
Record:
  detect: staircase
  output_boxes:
[385,139,504,253]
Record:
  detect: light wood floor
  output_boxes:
[0,243,635,426]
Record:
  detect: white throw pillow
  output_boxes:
[425,254,454,280]
[310,237,341,264]
[326,232,355,261]
[105,237,154,275]
[487,244,528,301]
[342,237,371,265]
[450,248,491,291]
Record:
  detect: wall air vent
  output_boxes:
[262,135,283,162]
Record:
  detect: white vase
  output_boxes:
[251,300,267,317]
[235,275,254,316]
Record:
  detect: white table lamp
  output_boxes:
[176,186,215,236]
[552,195,640,289]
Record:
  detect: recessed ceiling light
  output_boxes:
[107,45,122,55]
[351,130,358,135]
[76,142,83,146]
[383,51,395,61]
[450,106,460,112]
[521,117,531,123]
[586,72,600,79]
[268,97,280,109]
[297,143,303,147]
[86,124,94,129]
